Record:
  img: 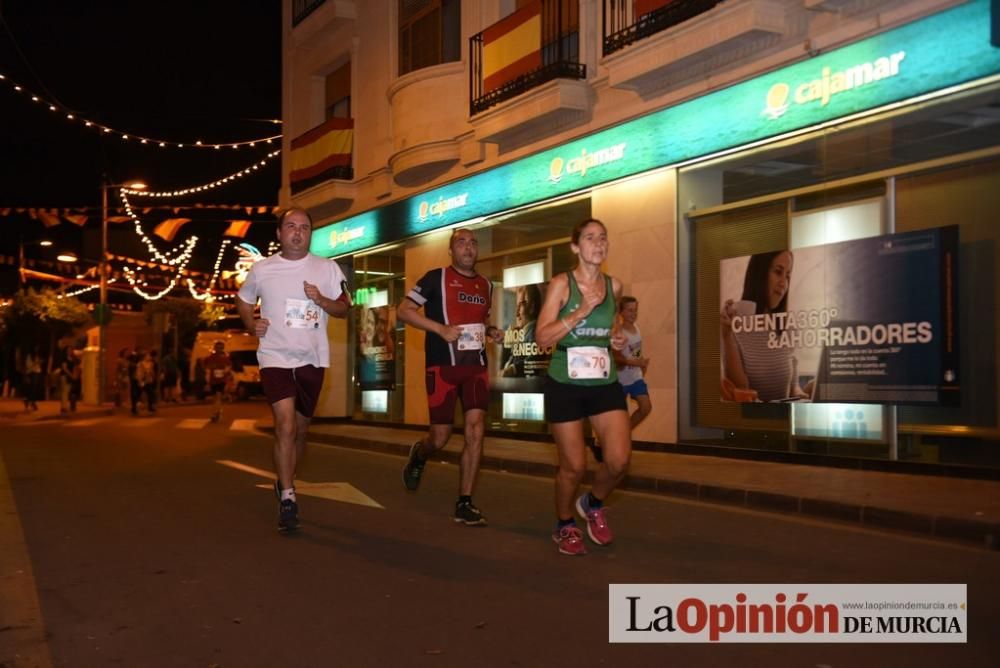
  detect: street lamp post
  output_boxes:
[17,237,53,286]
[98,179,145,405]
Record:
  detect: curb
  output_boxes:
[265,427,1000,552]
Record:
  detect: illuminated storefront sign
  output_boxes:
[313,0,999,258]
[418,193,469,221]
[763,52,906,119]
[549,143,628,182]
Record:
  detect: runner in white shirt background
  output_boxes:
[237,207,350,533]
[611,297,651,444]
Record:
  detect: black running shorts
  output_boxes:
[543,376,627,423]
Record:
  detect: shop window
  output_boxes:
[398,0,461,76]
[353,249,407,422]
[325,61,351,119]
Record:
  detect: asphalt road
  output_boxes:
[2,402,998,667]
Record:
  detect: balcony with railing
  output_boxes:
[288,116,355,213]
[468,0,591,150]
[292,0,326,26]
[602,0,789,96]
[603,0,726,55]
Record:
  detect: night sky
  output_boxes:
[0,1,282,296]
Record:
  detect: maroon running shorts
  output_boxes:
[260,365,325,418]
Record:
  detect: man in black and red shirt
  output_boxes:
[398,228,503,525]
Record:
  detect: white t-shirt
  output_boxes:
[238,252,346,369]
[617,325,643,387]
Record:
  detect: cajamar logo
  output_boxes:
[549,143,627,183]
[762,51,906,120]
[329,225,365,249]
[417,193,469,221]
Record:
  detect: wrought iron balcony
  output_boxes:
[603,0,726,56]
[292,0,326,27]
[470,0,585,116]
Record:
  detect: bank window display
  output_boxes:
[353,248,406,421]
[680,87,1000,465]
[475,199,587,432]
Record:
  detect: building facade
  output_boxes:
[281,0,1000,468]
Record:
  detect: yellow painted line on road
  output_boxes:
[0,453,54,668]
[229,419,258,432]
[216,459,384,509]
[177,419,210,429]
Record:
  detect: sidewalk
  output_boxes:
[276,420,1000,551]
[0,397,115,422]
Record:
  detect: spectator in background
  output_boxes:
[115,348,131,408]
[57,342,80,413]
[21,346,43,412]
[161,349,179,403]
[134,350,157,413]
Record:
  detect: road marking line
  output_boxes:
[229,419,258,432]
[177,418,210,429]
[215,459,383,509]
[121,418,164,427]
[64,417,112,427]
[255,482,384,508]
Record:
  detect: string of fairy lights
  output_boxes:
[188,239,232,301]
[0,72,282,149]
[5,69,286,303]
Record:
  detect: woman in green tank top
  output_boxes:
[535,219,633,556]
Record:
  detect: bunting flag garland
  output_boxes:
[153,218,192,242]
[37,210,61,228]
[64,214,88,226]
[107,216,132,223]
[223,220,252,238]
[482,0,541,94]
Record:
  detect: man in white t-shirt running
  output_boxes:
[237,207,350,533]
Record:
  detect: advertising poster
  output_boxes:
[357,304,396,391]
[493,282,553,393]
[719,226,959,405]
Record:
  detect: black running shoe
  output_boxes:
[453,500,488,526]
[278,499,300,533]
[402,442,426,491]
[588,438,604,464]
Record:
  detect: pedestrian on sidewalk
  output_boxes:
[398,228,504,526]
[56,342,80,413]
[114,348,131,408]
[128,349,141,415]
[135,350,158,414]
[535,219,632,556]
[161,349,180,403]
[20,346,43,411]
[237,207,350,533]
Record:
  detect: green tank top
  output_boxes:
[548,271,618,385]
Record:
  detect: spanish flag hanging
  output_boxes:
[153,218,191,242]
[482,0,541,95]
[289,117,354,194]
[635,0,674,18]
